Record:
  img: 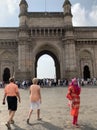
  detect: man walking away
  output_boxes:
[2,77,21,129]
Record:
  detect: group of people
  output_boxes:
[2,77,41,129]
[2,77,81,129]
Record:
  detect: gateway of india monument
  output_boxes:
[0,0,97,82]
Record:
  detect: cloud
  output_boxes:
[0,0,97,27]
[7,0,19,15]
[72,3,89,26]
[89,6,97,25]
[72,3,97,26]
[0,0,19,26]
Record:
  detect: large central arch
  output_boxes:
[35,50,60,80]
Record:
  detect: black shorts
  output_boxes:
[7,96,17,111]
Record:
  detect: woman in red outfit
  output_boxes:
[66,78,81,127]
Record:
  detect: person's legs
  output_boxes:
[72,116,79,127]
[9,111,15,122]
[6,111,16,129]
[8,110,15,123]
[28,109,33,119]
[7,111,15,123]
[75,116,78,125]
[72,116,76,125]
[9,110,11,115]
[37,109,41,120]
[27,109,33,124]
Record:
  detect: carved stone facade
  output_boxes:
[0,0,97,82]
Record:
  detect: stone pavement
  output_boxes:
[0,87,97,130]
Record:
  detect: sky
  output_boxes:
[0,0,97,27]
[0,0,97,78]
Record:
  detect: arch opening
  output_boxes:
[3,68,10,83]
[83,65,90,80]
[37,54,56,79]
[35,50,60,80]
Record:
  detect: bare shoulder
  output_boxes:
[30,85,33,89]
[37,85,40,88]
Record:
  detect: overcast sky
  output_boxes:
[0,0,97,78]
[0,0,97,27]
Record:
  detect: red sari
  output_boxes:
[66,82,81,117]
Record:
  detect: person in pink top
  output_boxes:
[27,78,42,124]
[66,78,81,127]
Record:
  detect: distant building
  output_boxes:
[0,0,97,82]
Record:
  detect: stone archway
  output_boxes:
[35,50,60,80]
[79,50,93,79]
[83,65,90,80]
[3,68,10,83]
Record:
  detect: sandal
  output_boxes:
[27,119,29,124]
[72,124,80,128]
[37,118,42,121]
[10,120,14,124]
[5,122,11,129]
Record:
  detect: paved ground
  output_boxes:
[0,86,97,130]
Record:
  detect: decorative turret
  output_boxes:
[62,1,77,79]
[19,0,28,16]
[19,0,28,27]
[18,0,30,80]
[63,0,73,27]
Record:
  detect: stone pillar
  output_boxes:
[62,0,77,79]
[16,27,32,80]
[63,38,77,79]
[18,41,27,71]
[16,40,31,80]
[94,45,97,77]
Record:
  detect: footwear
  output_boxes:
[72,124,80,128]
[5,122,11,129]
[75,124,80,128]
[37,118,42,121]
[10,120,14,124]
[27,119,29,124]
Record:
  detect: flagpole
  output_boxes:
[45,0,46,12]
[45,0,47,15]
